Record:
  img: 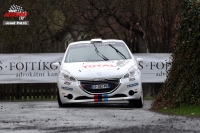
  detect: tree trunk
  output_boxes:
[132,23,148,53]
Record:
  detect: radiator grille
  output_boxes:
[80,79,120,94]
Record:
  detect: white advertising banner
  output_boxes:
[134,53,172,83]
[0,53,171,83]
[0,53,64,83]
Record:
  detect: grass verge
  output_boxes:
[144,95,155,100]
[158,105,200,117]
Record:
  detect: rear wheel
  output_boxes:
[57,90,65,107]
[129,90,144,108]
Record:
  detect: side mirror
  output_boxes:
[136,58,143,63]
[52,62,60,67]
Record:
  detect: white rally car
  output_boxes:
[53,39,143,108]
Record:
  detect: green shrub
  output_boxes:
[152,0,200,109]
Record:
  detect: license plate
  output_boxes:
[91,84,110,89]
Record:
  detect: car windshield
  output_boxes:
[64,42,132,63]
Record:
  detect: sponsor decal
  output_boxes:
[82,64,116,68]
[127,83,139,88]
[116,60,130,67]
[61,86,73,91]
[94,94,108,102]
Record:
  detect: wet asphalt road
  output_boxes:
[0,100,200,133]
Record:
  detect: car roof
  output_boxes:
[69,39,124,46]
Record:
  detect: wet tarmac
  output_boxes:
[0,100,199,133]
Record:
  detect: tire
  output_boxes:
[129,90,144,108]
[57,90,65,107]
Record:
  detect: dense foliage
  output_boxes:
[0,0,182,53]
[152,0,200,109]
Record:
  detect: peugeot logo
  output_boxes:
[97,72,101,76]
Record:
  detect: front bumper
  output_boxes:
[57,76,142,104]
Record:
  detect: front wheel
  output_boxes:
[129,91,144,108]
[57,90,65,107]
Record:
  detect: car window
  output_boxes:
[64,42,131,62]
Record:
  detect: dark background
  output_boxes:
[0,0,183,100]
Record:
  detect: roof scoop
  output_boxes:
[90,38,102,43]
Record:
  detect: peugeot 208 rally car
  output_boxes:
[53,39,143,108]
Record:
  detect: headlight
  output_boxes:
[123,67,138,81]
[60,70,77,82]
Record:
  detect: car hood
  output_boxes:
[61,59,136,80]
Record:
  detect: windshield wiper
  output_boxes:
[92,43,109,61]
[108,44,127,59]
